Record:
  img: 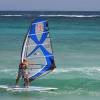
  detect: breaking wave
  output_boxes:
[54,67,100,73]
[0,15,23,17]
[39,14,100,18]
[0,14,100,18]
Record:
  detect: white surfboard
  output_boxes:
[0,85,58,92]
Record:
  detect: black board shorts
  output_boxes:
[18,69,28,79]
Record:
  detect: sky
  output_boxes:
[0,0,100,11]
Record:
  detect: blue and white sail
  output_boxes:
[21,19,56,81]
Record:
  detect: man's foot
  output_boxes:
[25,85,29,88]
[15,85,19,88]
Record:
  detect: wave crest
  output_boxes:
[39,14,100,18]
[0,15,23,17]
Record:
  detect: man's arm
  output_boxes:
[28,62,35,65]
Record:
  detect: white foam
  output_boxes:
[0,15,23,17]
[0,69,16,74]
[53,67,100,74]
[39,14,100,18]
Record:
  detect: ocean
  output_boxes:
[0,11,100,100]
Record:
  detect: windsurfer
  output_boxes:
[15,59,34,88]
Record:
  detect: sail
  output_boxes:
[21,19,56,81]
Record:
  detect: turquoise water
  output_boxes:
[0,11,100,100]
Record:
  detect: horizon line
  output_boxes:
[0,10,100,12]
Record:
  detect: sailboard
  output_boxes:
[21,19,56,82]
[0,85,57,92]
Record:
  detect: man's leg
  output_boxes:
[24,74,29,88]
[15,76,19,86]
[26,78,29,87]
[15,70,21,87]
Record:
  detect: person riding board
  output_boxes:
[15,59,34,88]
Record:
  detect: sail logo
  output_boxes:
[35,22,44,41]
[36,23,43,34]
